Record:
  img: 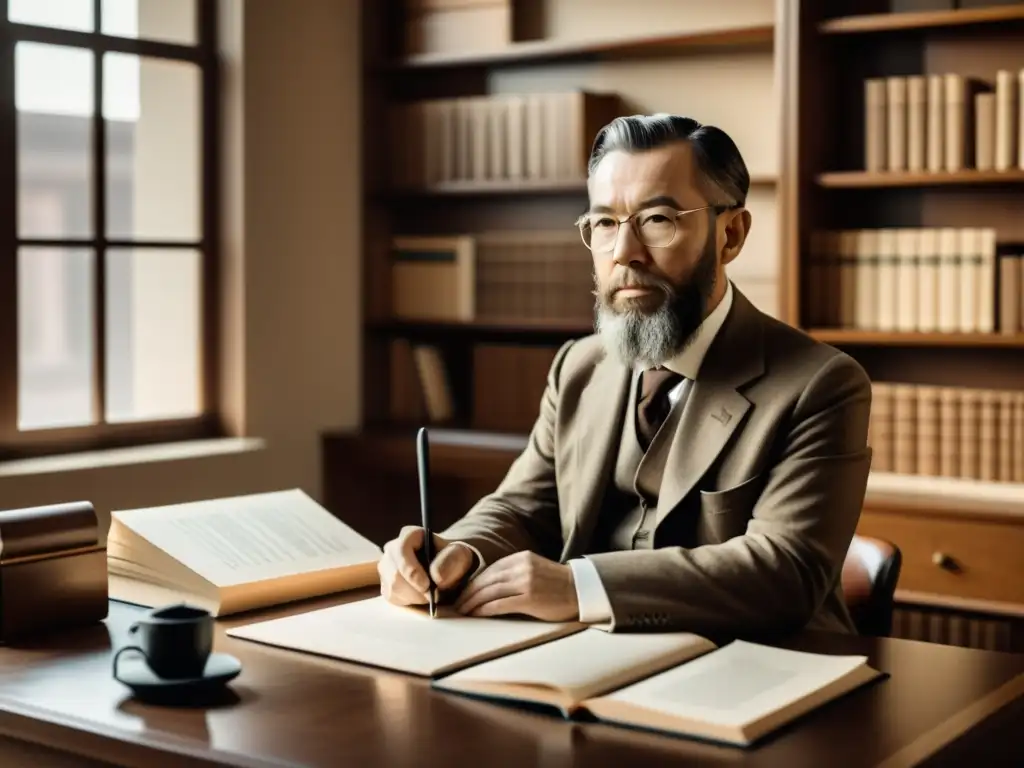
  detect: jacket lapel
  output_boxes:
[560,353,631,560]
[656,288,766,527]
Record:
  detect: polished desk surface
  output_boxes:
[0,591,1023,768]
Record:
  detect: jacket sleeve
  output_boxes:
[584,353,873,636]
[439,339,575,567]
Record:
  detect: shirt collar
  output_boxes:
[659,278,734,380]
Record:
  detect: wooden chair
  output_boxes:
[841,535,902,637]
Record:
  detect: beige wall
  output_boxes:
[0,0,363,538]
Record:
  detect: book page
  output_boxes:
[437,629,715,704]
[593,641,872,727]
[226,596,584,677]
[113,489,383,587]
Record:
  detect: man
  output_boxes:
[378,114,872,637]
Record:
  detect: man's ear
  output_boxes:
[720,208,751,266]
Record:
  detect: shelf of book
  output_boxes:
[817,169,1024,188]
[810,330,1024,348]
[819,5,1024,35]
[388,24,774,71]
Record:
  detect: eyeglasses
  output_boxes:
[575,205,730,253]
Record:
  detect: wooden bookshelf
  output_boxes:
[388,24,774,70]
[810,330,1024,348]
[819,5,1024,35]
[780,2,1024,651]
[817,169,1024,188]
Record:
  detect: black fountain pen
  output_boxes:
[416,427,437,618]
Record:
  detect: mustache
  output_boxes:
[597,269,674,296]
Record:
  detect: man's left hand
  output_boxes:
[453,551,579,622]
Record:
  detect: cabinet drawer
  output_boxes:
[857,510,1024,606]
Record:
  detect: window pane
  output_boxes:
[102,0,196,46]
[9,0,93,32]
[105,248,202,423]
[105,54,201,241]
[16,43,94,239]
[18,247,95,430]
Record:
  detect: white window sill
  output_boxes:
[0,437,266,478]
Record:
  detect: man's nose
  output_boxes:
[612,221,649,267]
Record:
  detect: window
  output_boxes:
[0,0,219,457]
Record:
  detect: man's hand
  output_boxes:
[378,526,476,606]
[454,551,579,622]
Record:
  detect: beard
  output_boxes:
[593,235,718,369]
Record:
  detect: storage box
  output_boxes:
[0,502,108,643]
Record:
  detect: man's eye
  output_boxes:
[593,218,616,229]
[644,214,670,224]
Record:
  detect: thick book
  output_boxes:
[106,489,383,617]
[227,597,884,748]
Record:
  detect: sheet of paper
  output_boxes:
[226,596,583,676]
[598,640,870,726]
[438,629,714,701]
[114,489,383,586]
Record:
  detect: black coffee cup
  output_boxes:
[113,603,214,680]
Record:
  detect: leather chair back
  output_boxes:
[842,535,902,637]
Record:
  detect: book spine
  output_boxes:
[995,69,1017,171]
[865,78,888,172]
[958,388,979,480]
[999,391,1015,482]
[999,254,1021,334]
[855,229,878,330]
[927,74,946,172]
[887,77,908,172]
[870,383,894,472]
[958,228,979,333]
[916,386,941,476]
[944,73,965,172]
[876,229,898,331]
[893,384,918,475]
[895,229,919,332]
[974,91,996,172]
[917,228,940,333]
[977,228,996,333]
[938,387,960,478]
[907,76,927,172]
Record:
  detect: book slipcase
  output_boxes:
[785,1,1024,653]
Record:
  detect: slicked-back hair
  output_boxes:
[587,114,749,207]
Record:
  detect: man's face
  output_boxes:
[584,142,746,368]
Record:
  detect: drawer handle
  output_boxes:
[932,552,959,572]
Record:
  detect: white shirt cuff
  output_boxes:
[569,557,613,625]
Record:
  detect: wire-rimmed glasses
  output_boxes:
[575,205,722,253]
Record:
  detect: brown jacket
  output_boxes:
[442,287,873,637]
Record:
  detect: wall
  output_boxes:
[0,0,363,540]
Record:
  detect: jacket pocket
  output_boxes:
[698,473,764,543]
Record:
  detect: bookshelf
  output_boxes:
[780,0,1024,652]
[323,0,1024,653]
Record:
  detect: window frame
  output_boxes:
[0,0,221,460]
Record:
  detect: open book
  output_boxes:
[227,597,883,746]
[106,489,383,617]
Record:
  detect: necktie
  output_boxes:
[637,367,683,450]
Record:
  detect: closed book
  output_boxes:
[938,388,960,478]
[974,91,996,171]
[855,229,879,330]
[915,386,941,477]
[957,228,980,333]
[917,229,940,332]
[892,384,918,475]
[937,228,961,332]
[957,388,980,480]
[907,76,927,172]
[869,383,894,473]
[998,254,1021,334]
[998,391,1015,482]
[876,229,899,331]
[994,70,1017,171]
[865,79,888,172]
[895,229,919,332]
[977,229,997,333]
[944,74,966,172]
[977,390,999,482]
[886,77,908,172]
[926,75,945,172]
[839,231,859,328]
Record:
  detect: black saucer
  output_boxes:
[114,651,242,704]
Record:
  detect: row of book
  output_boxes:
[391,232,594,324]
[388,91,623,189]
[864,70,1024,173]
[869,382,1024,484]
[805,228,1024,334]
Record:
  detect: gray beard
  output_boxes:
[595,300,690,369]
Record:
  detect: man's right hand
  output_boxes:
[378,525,477,606]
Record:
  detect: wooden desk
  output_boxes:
[1,592,1023,768]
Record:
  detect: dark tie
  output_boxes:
[637,367,683,450]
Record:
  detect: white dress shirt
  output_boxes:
[457,280,735,624]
